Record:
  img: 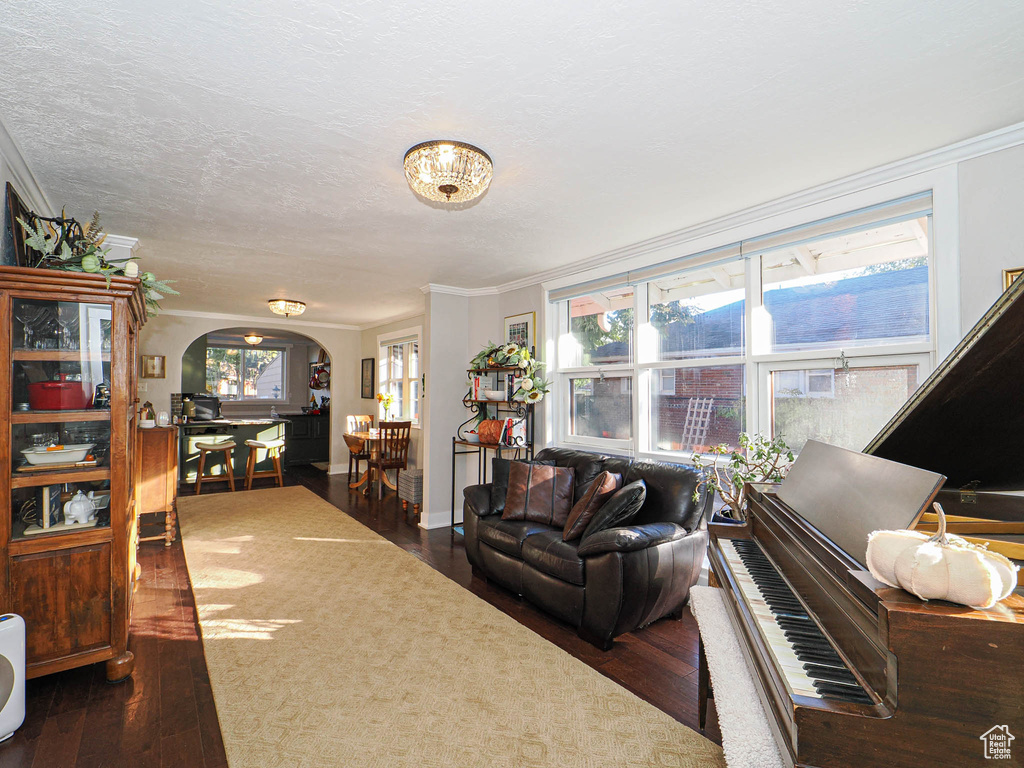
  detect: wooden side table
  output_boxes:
[137,426,178,546]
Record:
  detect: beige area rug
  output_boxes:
[177,486,725,768]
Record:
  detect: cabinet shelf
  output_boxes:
[11,466,110,489]
[13,349,111,362]
[11,409,110,424]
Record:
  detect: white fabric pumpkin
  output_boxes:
[866,503,1018,610]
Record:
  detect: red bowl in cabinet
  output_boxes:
[27,381,93,410]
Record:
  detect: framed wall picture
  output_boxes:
[360,357,375,399]
[1003,268,1024,291]
[141,355,166,379]
[4,182,32,268]
[504,311,535,353]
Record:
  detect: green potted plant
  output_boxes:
[691,433,794,521]
[17,210,178,315]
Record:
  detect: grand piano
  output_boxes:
[702,277,1024,767]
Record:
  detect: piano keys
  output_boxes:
[704,440,1024,768]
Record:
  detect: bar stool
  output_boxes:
[195,441,237,495]
[244,439,285,490]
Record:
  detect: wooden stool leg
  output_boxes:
[273,451,283,487]
[348,453,353,478]
[195,449,207,495]
[402,500,408,512]
[226,449,236,492]
[244,448,254,490]
[413,503,420,523]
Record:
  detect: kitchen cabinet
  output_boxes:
[283,413,330,466]
[1,266,146,681]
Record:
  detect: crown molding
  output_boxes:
[356,308,426,332]
[0,116,53,215]
[420,282,500,297]
[159,308,361,331]
[103,234,140,253]
[425,119,1024,298]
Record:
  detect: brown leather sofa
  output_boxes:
[463,447,713,649]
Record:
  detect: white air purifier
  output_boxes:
[0,615,25,742]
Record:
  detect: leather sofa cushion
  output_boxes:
[534,447,607,503]
[522,530,585,585]
[580,479,647,544]
[624,460,703,530]
[503,463,575,527]
[562,471,622,541]
[477,517,552,558]
[490,457,554,513]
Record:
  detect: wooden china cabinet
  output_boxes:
[0,266,146,681]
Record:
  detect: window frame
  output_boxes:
[549,188,945,460]
[377,326,422,427]
[205,344,288,402]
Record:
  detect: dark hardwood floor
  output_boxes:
[0,465,719,767]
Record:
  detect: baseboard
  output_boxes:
[328,463,348,475]
[420,507,459,530]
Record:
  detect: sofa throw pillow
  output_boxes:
[490,457,554,513]
[502,462,576,527]
[562,471,623,541]
[579,479,647,544]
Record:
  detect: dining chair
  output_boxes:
[368,421,411,499]
[345,414,374,479]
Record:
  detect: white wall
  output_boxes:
[958,143,1024,333]
[139,313,362,472]
[421,291,470,528]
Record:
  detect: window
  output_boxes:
[552,195,934,458]
[206,347,285,401]
[378,329,421,425]
[769,362,921,453]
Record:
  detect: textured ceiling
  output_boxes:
[2,0,1024,325]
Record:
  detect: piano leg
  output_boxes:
[698,635,713,731]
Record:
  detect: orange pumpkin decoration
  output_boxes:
[477,420,504,445]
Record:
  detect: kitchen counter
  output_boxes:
[178,419,289,482]
[179,418,291,428]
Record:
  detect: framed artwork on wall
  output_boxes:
[141,355,166,379]
[504,311,535,353]
[4,182,32,268]
[1003,268,1023,291]
[360,357,375,399]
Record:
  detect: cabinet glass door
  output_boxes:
[10,298,113,540]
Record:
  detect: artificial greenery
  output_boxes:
[17,211,178,315]
[691,432,794,520]
[467,341,550,405]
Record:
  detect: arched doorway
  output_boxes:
[177,327,332,485]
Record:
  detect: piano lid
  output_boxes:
[865,275,1024,491]
[777,440,945,568]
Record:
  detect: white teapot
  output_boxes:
[64,491,95,525]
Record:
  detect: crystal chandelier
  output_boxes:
[268,299,306,317]
[403,140,493,204]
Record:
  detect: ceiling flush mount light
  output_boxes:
[403,140,493,204]
[268,299,306,317]
[244,334,263,345]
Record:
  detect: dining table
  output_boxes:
[345,430,400,495]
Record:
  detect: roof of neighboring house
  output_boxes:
[590,266,929,362]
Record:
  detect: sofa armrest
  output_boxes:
[463,484,497,518]
[577,522,688,557]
